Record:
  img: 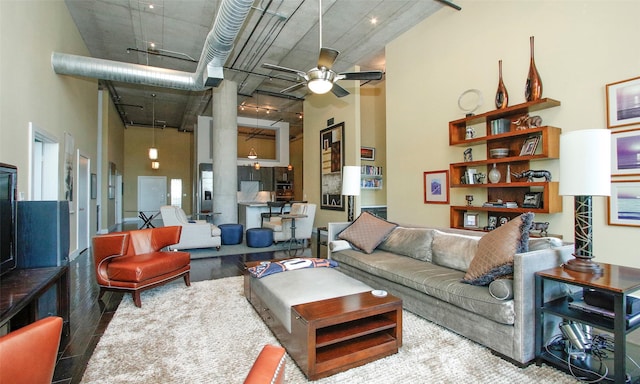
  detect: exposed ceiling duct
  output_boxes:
[51,0,254,91]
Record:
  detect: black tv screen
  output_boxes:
[0,163,17,276]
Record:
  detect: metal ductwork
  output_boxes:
[51,0,254,91]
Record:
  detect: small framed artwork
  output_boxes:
[519,135,540,156]
[463,212,480,228]
[606,76,640,128]
[522,192,542,208]
[611,128,640,176]
[361,146,375,161]
[608,180,640,227]
[423,170,449,204]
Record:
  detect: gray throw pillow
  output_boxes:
[378,227,435,261]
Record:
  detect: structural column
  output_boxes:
[212,80,238,225]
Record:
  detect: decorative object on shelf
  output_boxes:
[605,75,640,128]
[465,195,474,206]
[473,173,486,184]
[465,126,475,140]
[457,89,483,117]
[465,168,477,184]
[342,166,361,222]
[495,60,509,109]
[506,164,511,183]
[519,135,541,156]
[487,216,498,230]
[608,180,640,227]
[611,128,640,175]
[511,169,551,182]
[423,170,449,204]
[512,114,542,130]
[499,216,509,226]
[464,148,473,162]
[560,129,611,273]
[463,212,480,228]
[522,192,543,208]
[490,118,511,135]
[524,36,543,102]
[530,222,549,237]
[488,163,501,184]
[360,146,375,161]
[489,148,509,158]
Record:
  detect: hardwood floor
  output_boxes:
[52,229,323,384]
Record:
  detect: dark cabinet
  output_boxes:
[17,200,70,268]
[237,166,274,191]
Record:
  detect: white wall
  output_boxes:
[386,0,640,267]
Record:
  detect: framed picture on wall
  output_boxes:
[606,76,640,128]
[608,180,640,227]
[320,122,345,211]
[423,170,449,204]
[611,128,640,176]
[360,146,375,161]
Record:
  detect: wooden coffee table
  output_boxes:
[244,263,402,380]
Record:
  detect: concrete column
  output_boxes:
[212,80,238,225]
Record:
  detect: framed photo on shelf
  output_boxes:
[608,180,640,227]
[519,135,540,156]
[463,212,480,228]
[522,192,542,208]
[611,128,640,176]
[423,170,449,204]
[487,215,498,229]
[606,76,640,128]
[360,146,375,161]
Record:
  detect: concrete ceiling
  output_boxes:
[64,0,456,139]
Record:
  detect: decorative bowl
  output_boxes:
[489,148,509,158]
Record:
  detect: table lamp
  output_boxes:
[342,166,361,221]
[559,129,611,273]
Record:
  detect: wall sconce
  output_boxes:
[151,161,160,170]
[287,164,293,171]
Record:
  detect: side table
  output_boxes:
[316,226,328,258]
[535,263,640,383]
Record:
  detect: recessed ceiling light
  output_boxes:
[149,4,155,9]
[370,17,377,25]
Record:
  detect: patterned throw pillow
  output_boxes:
[338,212,398,254]
[463,212,534,286]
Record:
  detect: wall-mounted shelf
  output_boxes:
[361,165,383,190]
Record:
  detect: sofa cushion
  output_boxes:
[338,212,397,254]
[332,249,515,325]
[529,236,563,251]
[378,227,435,262]
[463,213,534,286]
[431,231,481,272]
[489,278,514,300]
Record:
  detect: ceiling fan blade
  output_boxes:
[339,70,384,81]
[280,82,306,94]
[262,63,307,78]
[317,48,339,70]
[331,83,350,98]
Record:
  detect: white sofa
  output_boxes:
[159,205,221,250]
[263,203,316,243]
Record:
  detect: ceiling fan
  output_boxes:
[262,0,384,98]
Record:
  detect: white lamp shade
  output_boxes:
[341,166,361,196]
[148,147,158,160]
[559,129,611,196]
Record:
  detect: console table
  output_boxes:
[0,266,70,346]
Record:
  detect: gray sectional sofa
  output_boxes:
[327,220,573,365]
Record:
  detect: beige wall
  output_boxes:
[101,90,126,231]
[360,81,387,207]
[123,126,194,217]
[0,1,98,256]
[386,1,640,267]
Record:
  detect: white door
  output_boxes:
[77,153,90,254]
[137,176,167,225]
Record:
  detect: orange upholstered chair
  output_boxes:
[0,316,63,384]
[92,226,191,307]
[244,344,286,384]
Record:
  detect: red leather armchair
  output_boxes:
[244,344,286,384]
[0,316,63,384]
[92,226,191,307]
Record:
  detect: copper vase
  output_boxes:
[495,60,508,109]
[525,36,542,102]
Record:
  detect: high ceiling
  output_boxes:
[63,0,457,139]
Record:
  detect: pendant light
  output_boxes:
[248,148,257,159]
[151,161,160,170]
[148,93,158,160]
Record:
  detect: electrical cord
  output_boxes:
[544,333,610,383]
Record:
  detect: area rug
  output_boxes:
[80,277,578,384]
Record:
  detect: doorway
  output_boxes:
[137,176,167,226]
[76,153,90,257]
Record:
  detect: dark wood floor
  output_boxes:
[52,229,322,384]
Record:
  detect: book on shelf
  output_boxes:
[483,201,518,208]
[361,165,383,176]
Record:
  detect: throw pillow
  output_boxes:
[463,212,534,286]
[431,230,481,272]
[329,240,352,252]
[378,227,435,262]
[489,278,514,300]
[338,211,397,254]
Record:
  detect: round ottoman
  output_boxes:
[246,228,274,248]
[218,223,243,245]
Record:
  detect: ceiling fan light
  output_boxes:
[308,79,333,94]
